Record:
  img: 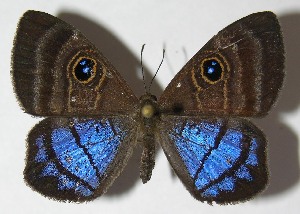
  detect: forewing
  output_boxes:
[159,12,284,117]
[158,116,268,204]
[24,116,137,202]
[12,10,138,116]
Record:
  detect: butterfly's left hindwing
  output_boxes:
[24,117,136,202]
[158,116,268,204]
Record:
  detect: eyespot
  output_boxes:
[74,57,96,82]
[201,58,224,83]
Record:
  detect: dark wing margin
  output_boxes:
[24,116,137,202]
[12,10,138,116]
[158,116,268,204]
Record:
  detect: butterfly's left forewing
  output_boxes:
[158,116,268,204]
[159,12,284,117]
[25,116,137,202]
[157,11,283,204]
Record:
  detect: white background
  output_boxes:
[1,0,300,213]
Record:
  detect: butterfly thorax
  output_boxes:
[139,93,160,183]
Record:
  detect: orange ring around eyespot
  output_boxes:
[72,56,98,84]
[200,56,225,84]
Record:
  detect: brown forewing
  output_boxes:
[158,12,284,117]
[12,10,139,117]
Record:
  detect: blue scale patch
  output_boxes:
[41,162,93,197]
[33,118,127,198]
[73,120,123,175]
[195,130,243,189]
[245,139,258,166]
[34,136,48,162]
[51,127,100,189]
[202,176,235,197]
[170,119,261,198]
[170,121,221,177]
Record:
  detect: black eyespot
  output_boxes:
[74,58,95,81]
[202,59,222,82]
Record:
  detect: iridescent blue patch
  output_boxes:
[170,119,262,199]
[34,136,48,162]
[170,120,221,177]
[33,118,128,198]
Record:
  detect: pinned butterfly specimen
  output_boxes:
[11,10,284,204]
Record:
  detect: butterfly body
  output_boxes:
[12,11,284,204]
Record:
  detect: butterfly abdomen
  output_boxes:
[139,94,160,183]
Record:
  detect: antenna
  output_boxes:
[140,44,147,93]
[148,49,165,92]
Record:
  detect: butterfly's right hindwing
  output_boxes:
[24,117,136,202]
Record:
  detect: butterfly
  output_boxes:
[11,10,284,204]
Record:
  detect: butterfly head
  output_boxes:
[139,94,159,119]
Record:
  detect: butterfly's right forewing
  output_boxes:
[12,10,139,117]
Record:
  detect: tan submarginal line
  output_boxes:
[191,67,203,110]
[94,66,107,110]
